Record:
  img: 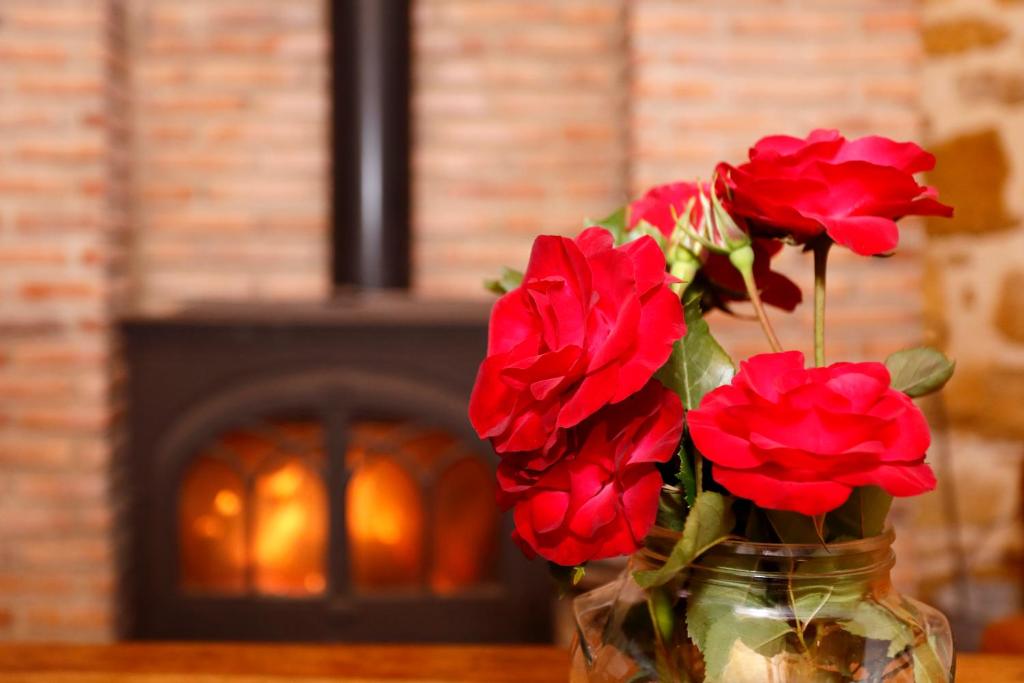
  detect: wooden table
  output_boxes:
[0,644,1017,682]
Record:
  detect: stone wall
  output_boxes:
[922,1,1024,441]
[917,0,1024,639]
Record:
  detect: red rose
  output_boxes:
[628,181,702,239]
[502,380,683,565]
[720,129,953,256]
[688,351,935,515]
[469,227,685,454]
[628,181,801,311]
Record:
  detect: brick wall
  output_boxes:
[411,0,630,297]
[128,0,330,305]
[0,0,128,641]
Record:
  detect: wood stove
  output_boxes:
[119,299,551,641]
[116,0,553,641]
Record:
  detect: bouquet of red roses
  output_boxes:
[470,130,958,682]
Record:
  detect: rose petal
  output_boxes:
[621,466,665,542]
[529,489,571,533]
[712,466,853,516]
[689,414,765,468]
[832,136,936,174]
[835,462,936,497]
[824,215,899,255]
[736,351,806,401]
[557,363,620,429]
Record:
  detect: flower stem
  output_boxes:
[730,246,783,353]
[812,239,832,368]
[787,564,810,653]
[744,271,783,353]
[695,453,703,497]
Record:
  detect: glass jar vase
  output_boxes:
[570,528,953,682]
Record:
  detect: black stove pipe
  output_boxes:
[330,0,411,290]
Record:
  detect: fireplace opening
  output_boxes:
[120,305,552,642]
[344,421,497,594]
[179,420,329,598]
[177,417,498,601]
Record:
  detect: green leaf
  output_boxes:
[791,585,834,632]
[588,206,628,244]
[839,602,915,658]
[655,486,686,532]
[740,504,775,544]
[687,580,794,681]
[677,442,697,509]
[702,617,792,680]
[681,283,705,325]
[914,651,948,683]
[548,562,585,596]
[765,510,826,545]
[571,565,586,586]
[483,267,523,295]
[884,347,955,398]
[828,486,893,540]
[685,581,744,660]
[787,581,865,640]
[634,492,734,588]
[656,295,735,410]
[646,585,676,643]
[913,635,951,683]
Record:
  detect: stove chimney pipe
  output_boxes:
[330,0,411,290]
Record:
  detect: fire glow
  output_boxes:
[179,421,497,598]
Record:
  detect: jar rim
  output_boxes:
[707,526,894,558]
[642,525,895,562]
